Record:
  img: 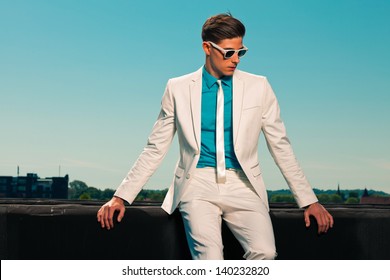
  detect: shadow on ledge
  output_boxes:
[1,199,389,260]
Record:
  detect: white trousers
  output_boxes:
[179,167,277,260]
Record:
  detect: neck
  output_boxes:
[204,61,223,79]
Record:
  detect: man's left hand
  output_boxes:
[304,202,334,234]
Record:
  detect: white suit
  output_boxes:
[114,67,318,213]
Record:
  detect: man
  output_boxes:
[97,13,334,260]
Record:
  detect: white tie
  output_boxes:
[216,80,226,183]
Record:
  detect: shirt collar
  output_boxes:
[202,66,232,89]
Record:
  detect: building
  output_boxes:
[360,196,390,204]
[0,173,69,199]
[359,187,390,204]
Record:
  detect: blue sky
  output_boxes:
[1,0,389,193]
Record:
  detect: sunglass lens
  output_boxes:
[238,50,247,57]
[225,51,235,58]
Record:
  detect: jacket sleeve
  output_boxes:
[261,78,318,208]
[114,80,177,204]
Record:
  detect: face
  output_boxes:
[203,37,244,79]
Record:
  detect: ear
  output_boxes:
[202,41,211,56]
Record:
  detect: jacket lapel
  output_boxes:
[189,68,244,150]
[232,71,244,146]
[189,68,203,152]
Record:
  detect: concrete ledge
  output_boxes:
[1,200,389,260]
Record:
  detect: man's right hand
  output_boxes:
[97,196,125,230]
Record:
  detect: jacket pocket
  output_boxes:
[243,105,261,111]
[175,166,185,179]
[251,163,262,178]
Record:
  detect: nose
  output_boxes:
[231,52,240,64]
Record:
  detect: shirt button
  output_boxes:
[186,174,191,179]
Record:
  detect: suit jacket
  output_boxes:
[115,67,318,214]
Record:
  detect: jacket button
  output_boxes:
[186,174,191,179]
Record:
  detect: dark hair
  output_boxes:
[201,13,246,43]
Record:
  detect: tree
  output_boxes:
[86,187,101,199]
[79,192,91,200]
[101,188,115,200]
[135,189,168,202]
[68,180,117,200]
[329,194,343,203]
[270,194,295,203]
[317,193,331,204]
[348,191,359,198]
[149,190,166,201]
[68,180,89,199]
[345,197,360,204]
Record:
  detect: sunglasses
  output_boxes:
[208,41,248,59]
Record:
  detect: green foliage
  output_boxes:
[101,188,115,199]
[317,193,331,204]
[79,193,91,200]
[317,193,343,204]
[68,180,89,199]
[348,191,359,198]
[329,194,343,203]
[268,188,390,205]
[371,194,390,198]
[68,180,116,200]
[135,189,168,202]
[86,187,101,199]
[67,180,168,201]
[68,179,388,204]
[270,194,295,203]
[345,197,360,204]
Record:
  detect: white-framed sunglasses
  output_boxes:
[208,41,248,59]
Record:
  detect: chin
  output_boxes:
[224,70,235,76]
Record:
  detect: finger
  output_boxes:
[304,210,310,227]
[324,214,333,233]
[106,207,114,230]
[101,214,107,229]
[323,218,330,233]
[320,213,328,233]
[319,212,333,233]
[318,224,325,234]
[316,214,326,234]
[97,211,101,222]
[109,207,115,229]
[97,209,106,228]
[103,207,111,230]
[328,213,334,228]
[317,219,322,234]
[117,207,125,223]
[322,215,329,233]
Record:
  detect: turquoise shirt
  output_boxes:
[197,67,241,169]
